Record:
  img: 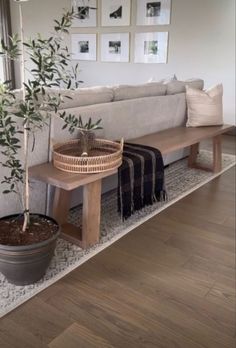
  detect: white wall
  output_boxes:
[10,0,235,124]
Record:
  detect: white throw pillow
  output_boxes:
[186,84,223,127]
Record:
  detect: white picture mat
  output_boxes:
[71,34,97,61]
[134,32,168,63]
[71,0,97,27]
[101,33,130,62]
[101,0,131,26]
[136,0,171,25]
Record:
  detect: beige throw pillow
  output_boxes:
[186,84,223,127]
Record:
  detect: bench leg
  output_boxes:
[52,188,71,226]
[188,136,222,173]
[213,135,222,173]
[82,179,102,249]
[52,181,102,249]
[188,143,199,168]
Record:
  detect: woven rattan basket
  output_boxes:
[53,138,123,173]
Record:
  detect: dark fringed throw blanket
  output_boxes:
[118,143,166,219]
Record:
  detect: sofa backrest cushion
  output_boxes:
[52,93,187,144]
[6,86,114,111]
[166,79,204,95]
[113,82,167,101]
[46,86,114,109]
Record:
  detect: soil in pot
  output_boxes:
[0,215,58,246]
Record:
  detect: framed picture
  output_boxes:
[101,33,130,62]
[71,0,97,27]
[71,34,97,61]
[136,0,171,25]
[101,0,131,27]
[134,32,168,63]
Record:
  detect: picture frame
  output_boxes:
[101,33,130,62]
[71,0,97,27]
[101,0,131,27]
[136,0,171,25]
[71,34,97,61]
[134,32,168,63]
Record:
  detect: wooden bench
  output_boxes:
[29,124,234,249]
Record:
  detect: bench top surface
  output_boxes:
[128,124,234,154]
[29,125,233,190]
[29,164,117,191]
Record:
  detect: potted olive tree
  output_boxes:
[0,1,94,285]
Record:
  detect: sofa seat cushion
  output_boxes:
[113,82,167,101]
[186,84,223,127]
[166,79,204,95]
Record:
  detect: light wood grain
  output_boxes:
[128,125,234,154]
[29,125,234,249]
[129,125,233,173]
[29,163,117,191]
[49,322,114,348]
[52,188,71,225]
[82,179,102,248]
[29,126,234,191]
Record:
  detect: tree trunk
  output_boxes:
[19,3,30,232]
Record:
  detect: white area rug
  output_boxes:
[0,150,235,318]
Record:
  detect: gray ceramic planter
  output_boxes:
[0,214,60,285]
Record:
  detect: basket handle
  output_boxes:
[120,138,124,151]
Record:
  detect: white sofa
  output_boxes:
[0,79,204,217]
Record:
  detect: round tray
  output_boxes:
[53,138,123,173]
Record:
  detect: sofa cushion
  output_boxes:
[186,84,223,127]
[166,79,204,95]
[45,86,114,109]
[113,83,167,101]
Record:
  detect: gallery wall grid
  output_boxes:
[71,0,171,63]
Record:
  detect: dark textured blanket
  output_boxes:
[118,143,166,219]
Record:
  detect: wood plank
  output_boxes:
[72,250,235,337]
[60,223,82,246]
[62,273,235,348]
[82,179,102,248]
[56,181,102,248]
[45,281,208,348]
[213,135,222,172]
[29,163,117,191]
[29,126,234,191]
[49,322,115,348]
[5,297,73,346]
[0,318,47,348]
[128,125,234,154]
[206,279,235,311]
[188,142,199,167]
[52,188,71,225]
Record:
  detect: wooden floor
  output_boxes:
[0,135,235,348]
